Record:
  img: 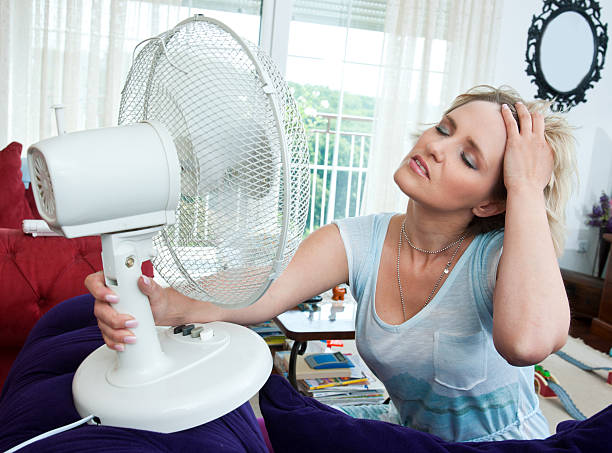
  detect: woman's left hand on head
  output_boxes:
[500,102,553,193]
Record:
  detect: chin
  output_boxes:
[394,175,444,210]
[392,168,401,186]
[393,166,417,198]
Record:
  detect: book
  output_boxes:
[302,375,368,390]
[296,353,387,406]
[248,321,286,346]
[297,379,386,405]
[273,350,352,379]
[310,392,386,406]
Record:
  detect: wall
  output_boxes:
[492,0,612,275]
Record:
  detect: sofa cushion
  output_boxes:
[0,295,269,452]
[0,229,103,349]
[0,142,35,229]
[259,374,612,453]
[24,186,41,219]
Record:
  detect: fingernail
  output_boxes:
[125,319,139,328]
[114,343,125,352]
[124,336,137,344]
[142,275,151,286]
[105,294,119,303]
[502,103,509,110]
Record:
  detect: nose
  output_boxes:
[426,139,445,163]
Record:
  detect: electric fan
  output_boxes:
[26,15,310,433]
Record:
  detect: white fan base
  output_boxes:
[72,322,272,433]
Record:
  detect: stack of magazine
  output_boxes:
[248,320,286,346]
[274,351,386,406]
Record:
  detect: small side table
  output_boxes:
[273,295,356,390]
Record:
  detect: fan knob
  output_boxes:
[199,327,214,341]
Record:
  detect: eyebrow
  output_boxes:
[444,114,488,169]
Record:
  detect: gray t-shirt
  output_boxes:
[333,213,549,442]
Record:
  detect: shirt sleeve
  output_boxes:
[332,214,377,302]
[475,229,504,318]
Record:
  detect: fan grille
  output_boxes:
[31,151,57,223]
[119,16,309,308]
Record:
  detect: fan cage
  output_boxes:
[119,16,310,308]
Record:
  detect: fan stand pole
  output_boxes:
[100,227,172,386]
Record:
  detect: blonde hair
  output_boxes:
[446,85,577,257]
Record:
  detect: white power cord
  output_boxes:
[4,414,97,453]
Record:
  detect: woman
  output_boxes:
[86,85,577,442]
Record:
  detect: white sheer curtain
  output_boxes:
[362,0,503,215]
[0,0,183,149]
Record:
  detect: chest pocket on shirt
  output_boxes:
[434,330,487,391]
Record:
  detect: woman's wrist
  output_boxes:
[505,183,546,201]
[159,287,189,326]
[170,289,225,324]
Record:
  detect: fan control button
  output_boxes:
[190,326,204,338]
[199,327,214,341]
[173,324,186,334]
[182,324,195,336]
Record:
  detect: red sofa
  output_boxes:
[0,229,105,388]
[0,142,106,389]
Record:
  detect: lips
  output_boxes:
[409,155,429,179]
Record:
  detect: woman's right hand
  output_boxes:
[85,272,174,351]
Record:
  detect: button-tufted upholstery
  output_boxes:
[0,228,103,387]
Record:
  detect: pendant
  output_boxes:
[443,268,449,274]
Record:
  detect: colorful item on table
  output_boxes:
[332,286,347,301]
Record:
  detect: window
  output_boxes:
[284,0,386,234]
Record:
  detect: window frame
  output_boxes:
[259,0,293,76]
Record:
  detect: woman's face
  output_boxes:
[394,100,507,215]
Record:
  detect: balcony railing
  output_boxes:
[306,112,373,234]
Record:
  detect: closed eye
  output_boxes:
[436,122,477,169]
[435,124,449,136]
[461,152,477,170]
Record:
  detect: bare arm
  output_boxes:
[492,103,570,366]
[185,223,349,325]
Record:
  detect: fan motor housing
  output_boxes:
[27,120,180,238]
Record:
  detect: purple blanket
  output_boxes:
[3,293,611,452]
[0,295,268,452]
[259,365,612,452]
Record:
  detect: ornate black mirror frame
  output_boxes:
[525,0,608,112]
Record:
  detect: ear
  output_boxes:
[471,199,506,218]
